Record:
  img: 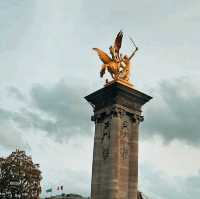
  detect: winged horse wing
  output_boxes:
[114,30,123,57]
[93,48,112,64]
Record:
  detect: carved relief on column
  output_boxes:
[91,106,144,162]
[111,106,126,118]
[119,110,144,161]
[120,120,129,160]
[101,120,111,160]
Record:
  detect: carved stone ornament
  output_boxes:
[101,121,111,160]
[111,107,126,118]
[120,121,129,139]
[120,120,129,160]
[120,142,129,160]
[127,112,144,124]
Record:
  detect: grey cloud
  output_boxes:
[30,81,92,136]
[0,108,12,121]
[0,80,92,142]
[142,78,200,145]
[0,107,32,130]
[0,107,60,140]
[7,86,26,102]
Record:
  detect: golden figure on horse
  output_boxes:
[93,31,138,86]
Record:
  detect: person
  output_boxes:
[120,47,138,82]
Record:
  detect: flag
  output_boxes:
[46,188,52,193]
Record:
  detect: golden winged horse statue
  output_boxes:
[93,31,138,84]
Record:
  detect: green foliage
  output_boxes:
[0,150,42,199]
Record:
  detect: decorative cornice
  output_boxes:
[91,105,144,123]
[85,82,152,112]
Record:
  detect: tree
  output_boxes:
[0,150,42,199]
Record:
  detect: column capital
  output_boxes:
[85,82,152,113]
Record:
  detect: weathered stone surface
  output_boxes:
[85,82,152,199]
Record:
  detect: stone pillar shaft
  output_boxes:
[85,82,152,199]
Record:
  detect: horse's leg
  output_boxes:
[100,64,106,77]
[107,66,115,79]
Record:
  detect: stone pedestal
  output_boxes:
[85,82,152,199]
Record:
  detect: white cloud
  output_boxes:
[139,136,200,177]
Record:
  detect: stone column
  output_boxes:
[85,82,152,199]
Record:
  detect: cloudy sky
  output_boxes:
[0,1,200,198]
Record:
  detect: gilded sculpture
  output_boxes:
[93,31,138,86]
